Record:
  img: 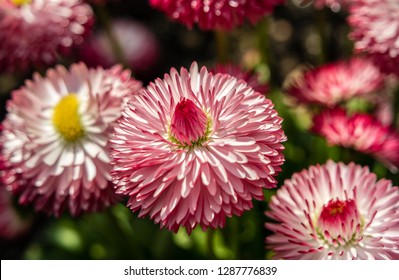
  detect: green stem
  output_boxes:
[206,229,216,259]
[93,4,129,69]
[214,30,229,63]
[314,8,328,64]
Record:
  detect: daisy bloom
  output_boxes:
[286,57,384,107]
[0,0,94,72]
[312,108,399,172]
[149,0,285,31]
[266,160,399,260]
[348,0,399,76]
[0,125,31,239]
[1,63,142,216]
[111,62,286,234]
[210,63,269,94]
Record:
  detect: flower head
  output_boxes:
[149,0,285,30]
[111,62,286,233]
[1,63,142,216]
[312,108,399,172]
[210,63,269,94]
[0,0,94,72]
[266,160,399,259]
[286,57,384,107]
[348,0,399,76]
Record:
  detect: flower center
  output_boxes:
[10,0,31,6]
[170,98,209,147]
[317,199,362,247]
[52,94,85,143]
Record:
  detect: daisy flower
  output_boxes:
[348,0,399,76]
[210,63,269,94]
[0,0,94,72]
[0,124,31,239]
[312,108,399,172]
[266,160,399,259]
[111,62,286,234]
[149,0,285,31]
[285,57,384,107]
[1,63,142,216]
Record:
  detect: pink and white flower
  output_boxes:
[0,0,94,72]
[348,0,399,76]
[266,160,399,259]
[1,63,142,216]
[210,63,269,94]
[111,62,286,234]
[312,108,399,172]
[286,57,384,107]
[149,0,285,30]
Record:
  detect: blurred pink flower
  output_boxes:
[1,63,142,216]
[111,62,286,234]
[210,63,269,94]
[312,108,399,172]
[286,57,384,107]
[314,0,349,11]
[0,0,94,72]
[149,0,285,30]
[349,0,399,76]
[266,160,399,259]
[79,18,160,76]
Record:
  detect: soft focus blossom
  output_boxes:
[349,0,399,76]
[266,160,399,259]
[111,62,286,233]
[314,0,349,11]
[149,0,285,30]
[0,0,94,72]
[1,63,142,216]
[312,108,399,172]
[79,18,160,76]
[210,63,269,94]
[286,57,384,107]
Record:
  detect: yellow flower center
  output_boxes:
[52,94,85,143]
[11,0,31,6]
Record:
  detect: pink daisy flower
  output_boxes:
[0,0,94,72]
[0,124,31,240]
[149,0,285,31]
[111,62,286,234]
[79,19,160,76]
[266,160,399,260]
[1,63,142,216]
[348,0,399,76]
[286,57,384,107]
[210,63,269,94]
[312,108,399,172]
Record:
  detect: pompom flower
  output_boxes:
[312,108,399,172]
[1,63,142,216]
[286,57,384,107]
[266,160,399,260]
[210,63,269,94]
[348,0,399,76]
[0,0,94,72]
[111,62,286,233]
[149,0,285,31]
[79,19,160,76]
